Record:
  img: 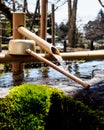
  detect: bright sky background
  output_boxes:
[55,0,104,25]
[28,0,104,26]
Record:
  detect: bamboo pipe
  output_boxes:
[60,50,104,60]
[26,49,89,88]
[17,26,60,55]
[0,50,104,63]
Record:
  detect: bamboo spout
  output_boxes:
[26,49,90,88]
[17,26,60,55]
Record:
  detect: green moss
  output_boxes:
[0,84,63,130]
[0,84,104,130]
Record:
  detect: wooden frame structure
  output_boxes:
[0,12,104,88]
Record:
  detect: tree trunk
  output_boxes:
[68,0,78,48]
[23,0,27,12]
[12,0,16,11]
[30,0,40,31]
[90,40,94,50]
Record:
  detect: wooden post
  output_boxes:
[12,12,25,85]
[40,0,48,40]
[0,12,2,52]
[51,4,55,46]
[13,13,25,39]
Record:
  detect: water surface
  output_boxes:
[0,60,104,88]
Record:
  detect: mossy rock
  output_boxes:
[0,84,63,130]
[0,84,104,130]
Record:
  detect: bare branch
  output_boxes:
[55,0,67,11]
[49,0,67,11]
[98,0,104,7]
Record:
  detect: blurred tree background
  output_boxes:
[0,0,104,51]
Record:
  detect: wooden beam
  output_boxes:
[0,52,56,63]
[0,50,104,63]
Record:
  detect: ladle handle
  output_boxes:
[26,49,90,88]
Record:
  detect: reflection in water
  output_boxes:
[40,67,49,78]
[0,60,104,87]
[67,62,80,77]
[73,62,80,77]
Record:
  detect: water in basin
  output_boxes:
[0,60,104,88]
